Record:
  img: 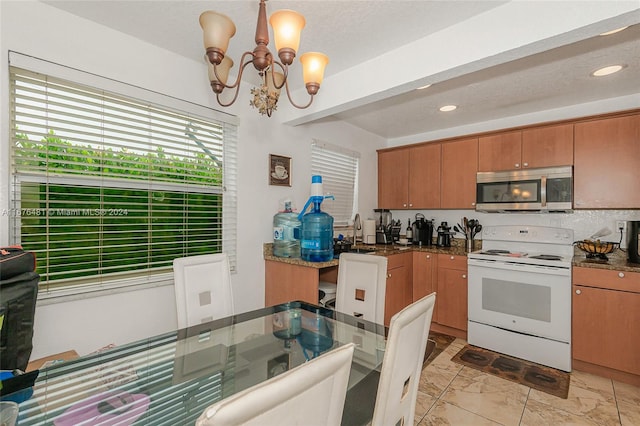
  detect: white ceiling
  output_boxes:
[42,1,640,141]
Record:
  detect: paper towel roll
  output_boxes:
[363,219,377,245]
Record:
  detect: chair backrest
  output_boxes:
[173,253,234,329]
[335,253,388,324]
[195,343,356,426]
[371,292,436,426]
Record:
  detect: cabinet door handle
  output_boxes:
[618,272,625,278]
[409,203,413,207]
[450,256,455,260]
[471,202,476,206]
[426,255,430,259]
[387,273,391,278]
[515,163,520,168]
[575,289,581,295]
[523,162,529,167]
[403,203,407,207]
[462,274,467,279]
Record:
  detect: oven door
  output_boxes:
[467,258,571,342]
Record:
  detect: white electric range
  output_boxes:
[467,225,574,372]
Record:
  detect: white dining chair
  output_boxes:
[195,343,356,426]
[173,253,234,329]
[370,292,436,426]
[335,253,388,325]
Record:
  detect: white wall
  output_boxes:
[0,1,385,358]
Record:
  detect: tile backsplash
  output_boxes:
[378,209,640,248]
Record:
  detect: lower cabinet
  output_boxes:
[412,251,437,300]
[435,254,468,331]
[572,267,640,377]
[384,252,413,326]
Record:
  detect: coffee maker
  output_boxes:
[412,214,433,246]
[436,221,452,247]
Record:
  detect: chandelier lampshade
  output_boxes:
[200,0,328,116]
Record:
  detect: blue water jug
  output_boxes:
[299,176,334,262]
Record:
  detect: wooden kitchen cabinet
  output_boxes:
[572,267,640,379]
[478,124,573,172]
[521,123,574,168]
[384,252,413,326]
[574,113,640,209]
[378,143,441,209]
[265,260,334,306]
[441,138,478,209]
[435,254,468,331]
[412,251,437,301]
[378,148,409,209]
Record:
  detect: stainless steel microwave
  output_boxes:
[476,166,572,212]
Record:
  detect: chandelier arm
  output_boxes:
[270,61,289,90]
[215,85,243,107]
[283,78,315,109]
[212,51,256,90]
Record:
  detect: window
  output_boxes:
[310,140,359,226]
[8,54,237,295]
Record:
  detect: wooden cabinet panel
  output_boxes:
[441,138,478,209]
[478,131,522,172]
[574,114,640,209]
[573,267,640,292]
[573,284,640,375]
[384,252,412,326]
[412,251,437,301]
[265,260,320,306]
[408,143,441,209]
[522,123,573,168]
[435,254,468,331]
[378,148,409,209]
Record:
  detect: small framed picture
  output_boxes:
[269,154,291,186]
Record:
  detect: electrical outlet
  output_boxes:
[616,221,627,232]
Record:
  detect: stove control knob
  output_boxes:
[575,289,581,295]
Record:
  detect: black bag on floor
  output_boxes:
[1,247,39,371]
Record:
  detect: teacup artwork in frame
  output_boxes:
[269,154,292,186]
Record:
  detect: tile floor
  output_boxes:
[415,338,640,425]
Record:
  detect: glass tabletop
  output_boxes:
[14,301,385,425]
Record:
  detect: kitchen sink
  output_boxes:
[347,247,378,254]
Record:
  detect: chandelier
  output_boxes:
[200,0,329,117]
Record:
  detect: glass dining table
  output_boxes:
[13,301,385,425]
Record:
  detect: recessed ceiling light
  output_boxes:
[591,65,625,77]
[439,105,457,112]
[599,26,629,36]
[416,84,432,90]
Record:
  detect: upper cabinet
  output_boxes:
[441,138,478,209]
[378,148,409,209]
[574,113,640,209]
[378,143,441,209]
[478,124,573,172]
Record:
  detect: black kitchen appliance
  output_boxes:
[412,214,433,246]
[628,220,640,264]
[436,221,452,247]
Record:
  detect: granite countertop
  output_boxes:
[263,239,476,269]
[265,241,640,273]
[571,247,640,273]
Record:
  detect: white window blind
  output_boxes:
[9,63,237,294]
[311,140,359,226]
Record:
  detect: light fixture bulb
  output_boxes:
[592,65,624,77]
[599,27,628,36]
[439,105,457,112]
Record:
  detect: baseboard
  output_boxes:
[430,323,466,340]
[572,359,640,387]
